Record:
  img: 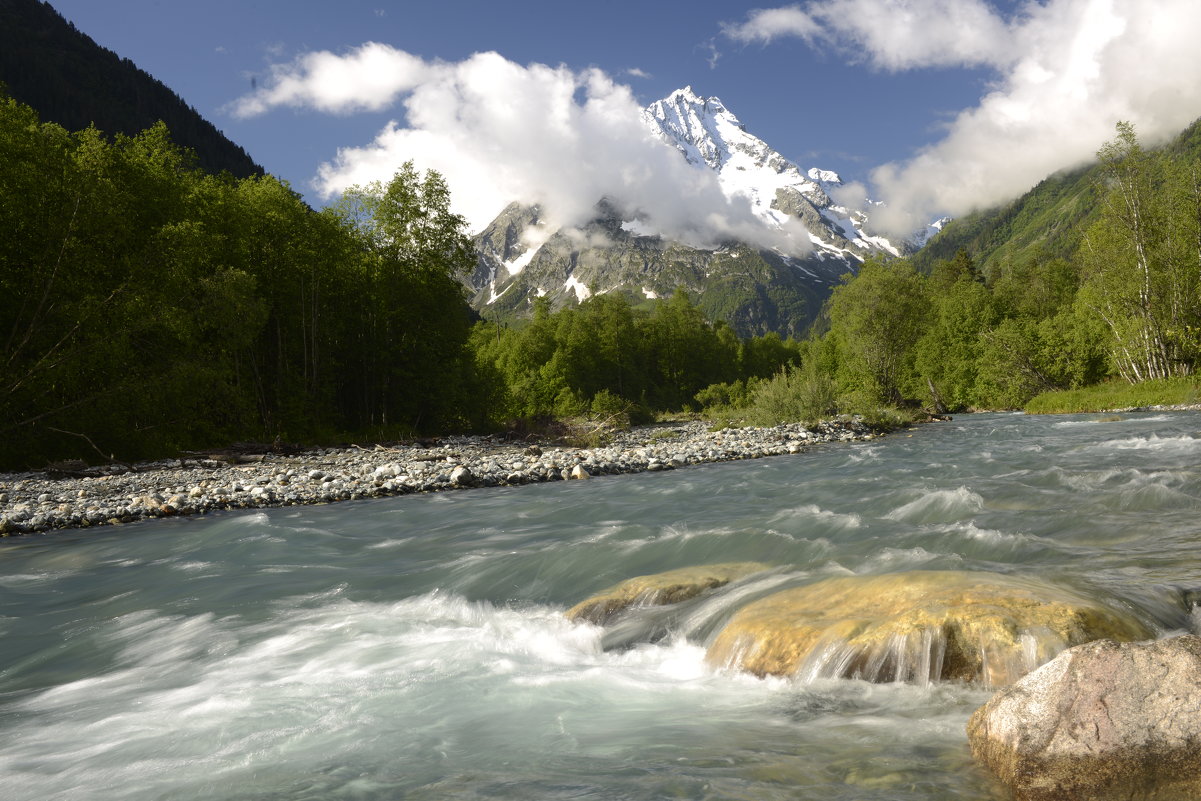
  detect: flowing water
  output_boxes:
[2,412,1200,800]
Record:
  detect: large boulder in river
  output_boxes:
[705,571,1150,686]
[967,635,1201,800]
[567,562,770,625]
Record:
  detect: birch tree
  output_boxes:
[1079,122,1201,381]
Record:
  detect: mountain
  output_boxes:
[471,200,837,337]
[911,117,1201,277]
[468,87,935,337]
[0,0,262,178]
[643,87,921,260]
[908,164,1099,277]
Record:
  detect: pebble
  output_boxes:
[0,417,891,536]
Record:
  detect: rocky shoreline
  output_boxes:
[0,417,887,536]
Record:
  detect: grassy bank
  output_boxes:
[1025,377,1200,414]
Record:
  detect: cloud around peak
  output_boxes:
[723,0,1201,235]
[228,45,815,254]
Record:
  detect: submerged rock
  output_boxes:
[967,635,1201,801]
[705,571,1151,686]
[566,562,770,625]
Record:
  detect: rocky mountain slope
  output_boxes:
[0,0,262,178]
[469,87,939,337]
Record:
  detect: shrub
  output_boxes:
[744,363,837,426]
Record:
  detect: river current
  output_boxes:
[2,412,1199,800]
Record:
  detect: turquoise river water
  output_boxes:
[2,412,1200,800]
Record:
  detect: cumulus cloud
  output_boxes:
[725,0,1201,235]
[724,1,1013,69]
[721,6,823,46]
[230,45,813,254]
[228,42,428,117]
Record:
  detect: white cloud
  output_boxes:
[725,0,1014,69]
[625,67,651,79]
[228,42,428,117]
[230,47,813,254]
[722,5,823,45]
[725,0,1201,235]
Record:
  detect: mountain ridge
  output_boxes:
[0,0,262,179]
[910,117,1201,277]
[468,87,937,337]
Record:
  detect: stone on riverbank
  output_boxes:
[967,635,1201,801]
[705,571,1151,685]
[0,417,887,536]
[566,562,771,625]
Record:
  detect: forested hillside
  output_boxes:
[0,0,261,178]
[912,118,1201,279]
[719,121,1200,421]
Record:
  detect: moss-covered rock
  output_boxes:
[566,562,771,625]
[705,571,1150,686]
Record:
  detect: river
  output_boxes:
[2,411,1199,800]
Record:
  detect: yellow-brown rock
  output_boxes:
[705,571,1151,686]
[566,562,770,625]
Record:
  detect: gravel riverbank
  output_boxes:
[0,418,890,536]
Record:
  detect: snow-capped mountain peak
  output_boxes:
[465,87,947,339]
[807,167,842,185]
[642,87,911,260]
[642,86,745,172]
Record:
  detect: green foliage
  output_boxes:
[475,289,795,425]
[1077,122,1201,382]
[328,163,480,433]
[1025,377,1200,413]
[694,379,757,412]
[826,259,929,406]
[913,267,997,411]
[799,123,1201,415]
[8,87,1199,468]
[742,361,837,426]
[0,96,487,467]
[910,164,1101,278]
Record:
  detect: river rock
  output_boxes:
[449,466,474,486]
[967,635,1201,801]
[0,417,889,535]
[566,562,771,625]
[705,571,1151,686]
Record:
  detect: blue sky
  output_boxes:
[45,1,1201,235]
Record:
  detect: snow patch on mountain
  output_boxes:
[565,275,591,302]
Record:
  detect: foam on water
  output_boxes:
[857,547,963,572]
[767,503,862,530]
[1086,433,1200,453]
[4,411,1201,801]
[4,590,774,801]
[885,487,985,524]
